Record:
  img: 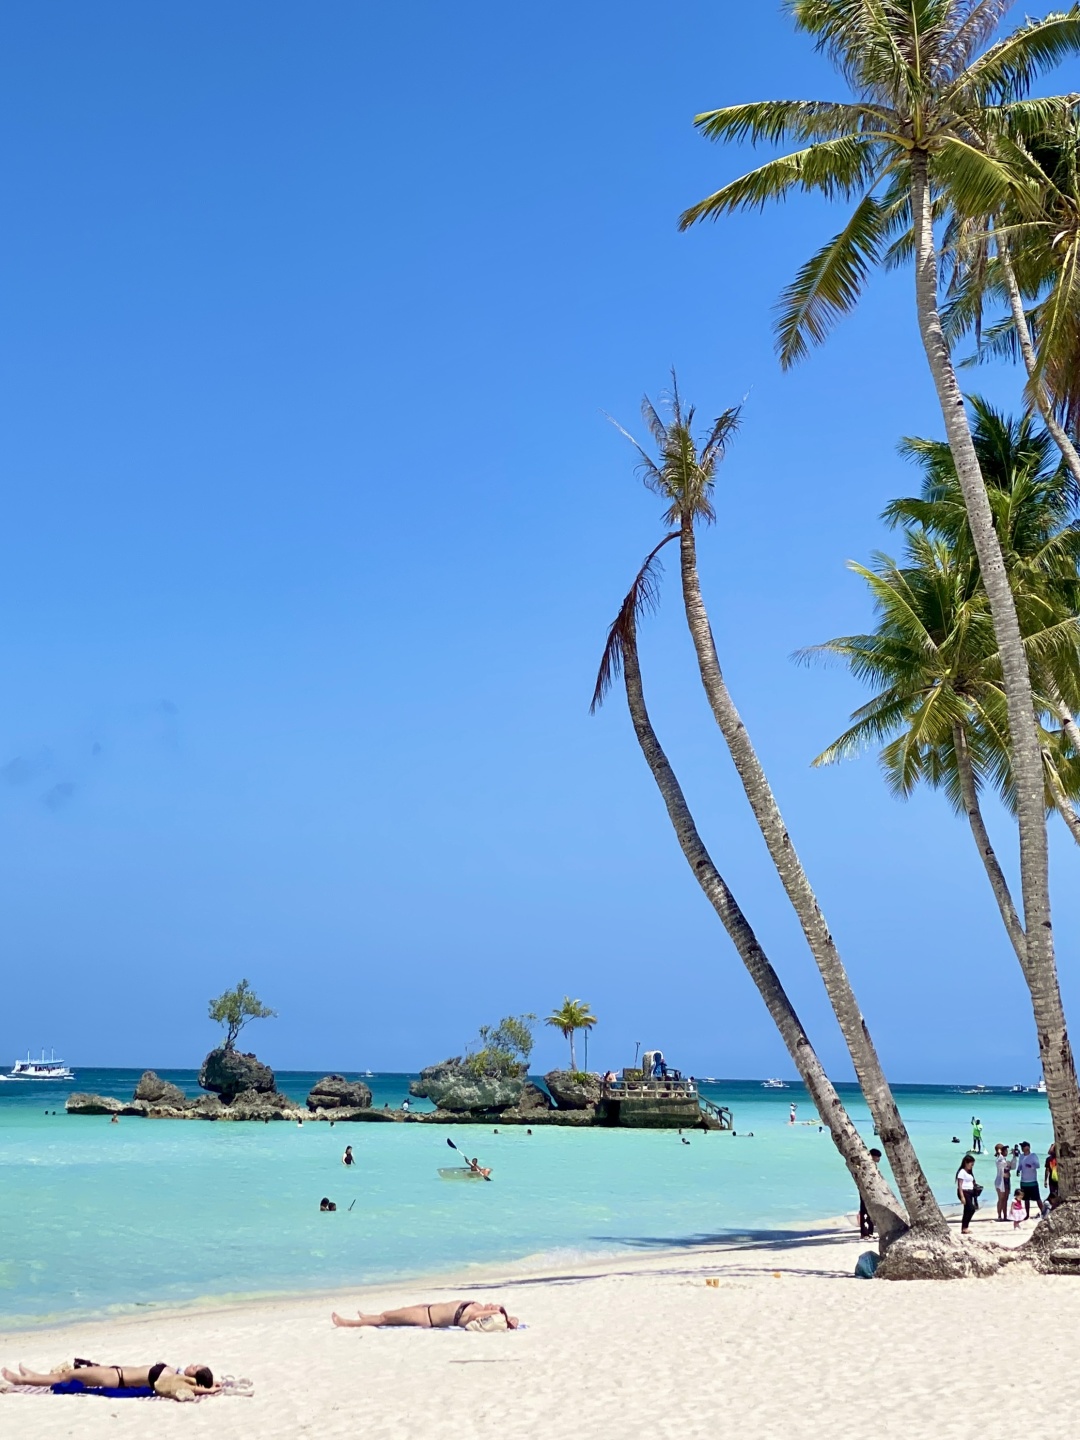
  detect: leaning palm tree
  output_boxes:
[611,382,946,1239]
[679,1,1080,1204]
[592,545,915,1254]
[544,999,597,1072]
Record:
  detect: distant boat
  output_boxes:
[1,1049,75,1081]
[1037,1078,1047,1095]
[762,1078,786,1089]
[363,1070,374,1078]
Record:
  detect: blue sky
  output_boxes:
[1,2,1077,1082]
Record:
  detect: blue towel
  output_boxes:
[51,1380,156,1398]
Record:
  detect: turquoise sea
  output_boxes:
[0,1071,1053,1328]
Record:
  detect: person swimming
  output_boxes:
[342,1145,355,1166]
[320,1197,337,1212]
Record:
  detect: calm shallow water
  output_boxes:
[0,1070,1052,1326]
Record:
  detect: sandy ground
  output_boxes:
[1,1205,1076,1440]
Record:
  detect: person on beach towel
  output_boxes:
[2,1361,217,1398]
[331,1301,519,1330]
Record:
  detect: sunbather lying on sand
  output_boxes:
[2,1361,218,1398]
[331,1301,518,1330]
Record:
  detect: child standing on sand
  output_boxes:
[1010,1190,1025,1229]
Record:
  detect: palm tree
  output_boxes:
[883,398,1080,844]
[591,543,913,1252]
[545,999,597,1073]
[679,1,1080,1202]
[611,383,946,1237]
[943,101,1080,483]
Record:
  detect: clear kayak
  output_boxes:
[438,1167,488,1181]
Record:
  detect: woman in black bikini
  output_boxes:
[2,1361,216,1392]
[330,1300,518,1329]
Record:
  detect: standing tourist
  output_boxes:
[1044,1144,1058,1206]
[858,1148,883,1239]
[788,1103,797,1125]
[955,1154,978,1235]
[1015,1142,1042,1218]
[970,1117,983,1154]
[993,1144,1012,1221]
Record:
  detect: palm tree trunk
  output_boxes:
[910,151,1080,1199]
[952,723,1027,960]
[1044,754,1080,848]
[996,238,1080,489]
[677,518,945,1233]
[618,612,909,1245]
[1046,684,1080,757]
[569,1033,577,1071]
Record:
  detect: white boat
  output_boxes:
[2,1049,75,1081]
[762,1078,786,1089]
[1037,1078,1047,1095]
[363,1070,374,1078]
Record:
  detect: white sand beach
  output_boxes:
[2,1205,1077,1440]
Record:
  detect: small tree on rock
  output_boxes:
[465,1014,536,1078]
[209,979,276,1052]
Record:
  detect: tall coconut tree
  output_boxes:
[610,385,946,1236]
[679,1,1080,1199]
[592,542,913,1251]
[545,998,597,1072]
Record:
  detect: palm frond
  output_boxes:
[679,135,883,227]
[590,534,679,714]
[775,192,889,366]
[692,98,895,146]
[957,12,1080,105]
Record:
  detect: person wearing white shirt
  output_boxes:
[1015,1142,1042,1218]
[955,1154,978,1234]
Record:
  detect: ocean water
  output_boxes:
[0,1070,1053,1327]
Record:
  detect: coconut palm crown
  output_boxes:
[681,3,1080,368]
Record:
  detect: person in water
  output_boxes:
[331,1301,518,1330]
[2,1361,216,1395]
[320,1197,337,1211]
[468,1156,492,1178]
[342,1145,355,1166]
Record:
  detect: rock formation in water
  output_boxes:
[306,1075,373,1112]
[409,1058,525,1113]
[544,1070,601,1111]
[133,1071,189,1106]
[198,1047,276,1099]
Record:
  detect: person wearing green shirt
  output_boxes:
[971,1117,983,1154]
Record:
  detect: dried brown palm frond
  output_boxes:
[590,533,678,714]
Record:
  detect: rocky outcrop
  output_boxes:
[198,1047,276,1099]
[306,1075,373,1112]
[517,1081,554,1112]
[545,1070,601,1110]
[410,1059,524,1113]
[133,1071,188,1106]
[226,1088,304,1121]
[66,1093,146,1117]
